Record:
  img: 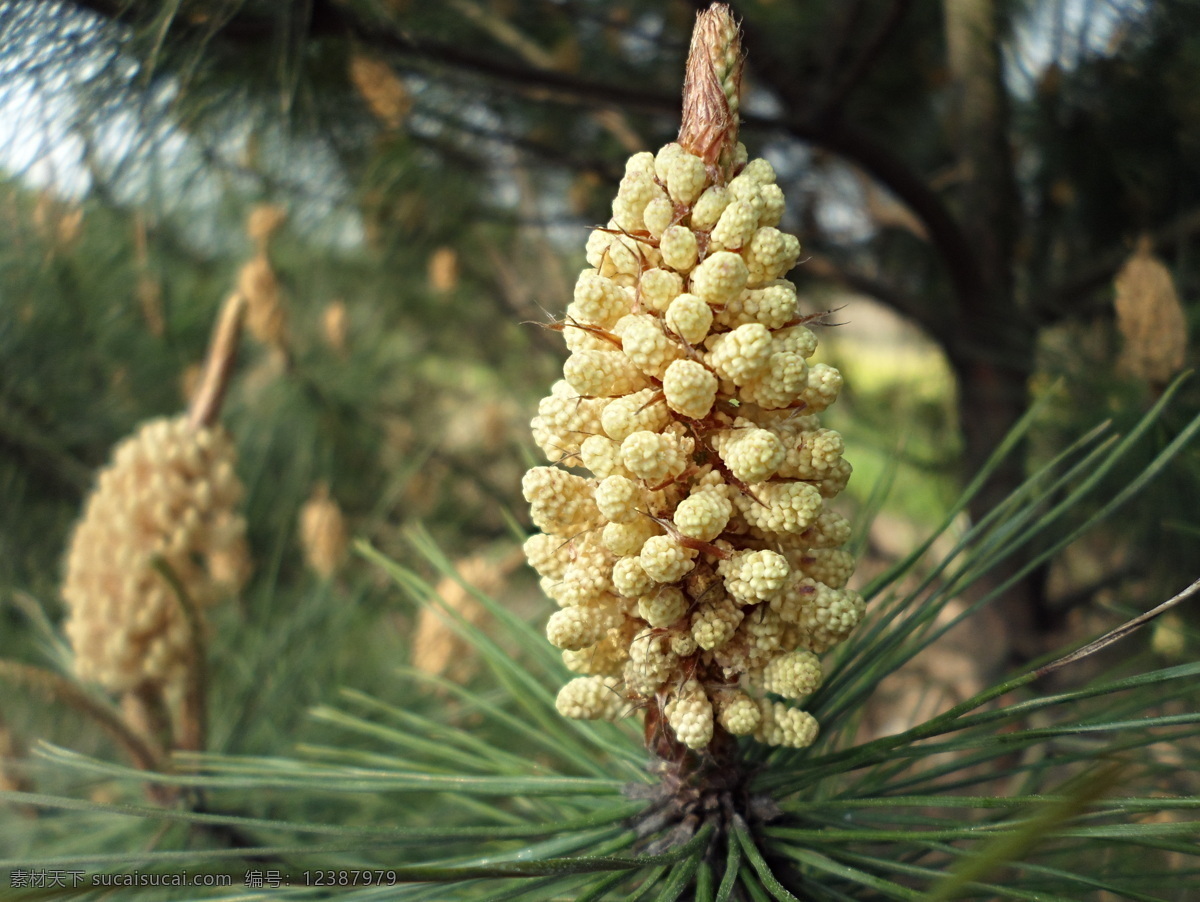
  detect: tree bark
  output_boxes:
[942,0,1043,654]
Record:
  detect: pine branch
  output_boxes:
[64,0,674,113]
[682,2,986,322]
[805,0,871,118]
[817,0,916,118]
[64,0,986,334]
[1035,576,1200,679]
[0,659,165,777]
[785,115,987,314]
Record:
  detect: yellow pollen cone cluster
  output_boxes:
[62,416,250,694]
[524,134,863,752]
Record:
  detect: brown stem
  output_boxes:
[150,558,208,754]
[121,683,172,754]
[187,292,246,431]
[645,695,741,774]
[639,687,749,846]
[0,659,164,775]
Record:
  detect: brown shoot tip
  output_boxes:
[187,292,247,431]
[678,3,744,171]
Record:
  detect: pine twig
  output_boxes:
[121,683,172,757]
[187,292,246,431]
[1035,576,1200,678]
[0,398,93,493]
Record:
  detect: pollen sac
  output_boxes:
[674,489,732,542]
[637,586,689,628]
[709,200,759,252]
[719,549,790,605]
[665,293,713,345]
[716,689,762,735]
[640,535,698,583]
[743,227,801,287]
[525,142,858,753]
[556,676,626,721]
[644,197,675,238]
[714,422,786,483]
[640,268,684,314]
[601,388,671,442]
[571,271,629,327]
[660,226,700,273]
[665,680,714,750]
[690,185,731,230]
[667,152,709,205]
[662,359,719,419]
[595,475,646,524]
[690,252,749,306]
[564,350,650,397]
[615,314,686,380]
[621,430,689,483]
[719,282,799,330]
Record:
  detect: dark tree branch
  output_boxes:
[64,0,984,336]
[1047,206,1200,316]
[806,0,871,120]
[479,242,570,359]
[701,0,987,322]
[65,0,677,113]
[0,398,94,494]
[415,107,624,181]
[779,116,986,315]
[800,251,946,344]
[818,0,916,118]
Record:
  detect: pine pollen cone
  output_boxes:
[299,482,349,579]
[524,137,862,754]
[62,415,251,695]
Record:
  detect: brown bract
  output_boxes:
[678,4,744,172]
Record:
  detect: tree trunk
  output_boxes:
[942,0,1045,657]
